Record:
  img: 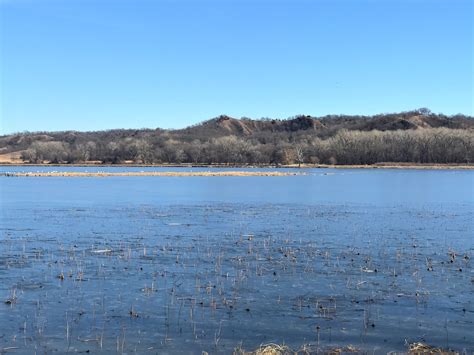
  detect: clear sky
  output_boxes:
[0,0,472,134]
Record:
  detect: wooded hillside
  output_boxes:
[1,109,472,165]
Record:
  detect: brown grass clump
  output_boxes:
[235,343,460,355]
[324,346,360,354]
[408,342,458,355]
[234,344,293,355]
[250,344,291,355]
[234,344,361,355]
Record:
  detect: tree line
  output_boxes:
[19,127,473,165]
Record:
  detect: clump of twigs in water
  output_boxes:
[408,342,457,355]
[4,289,17,305]
[234,344,292,355]
[233,343,360,355]
[129,305,139,318]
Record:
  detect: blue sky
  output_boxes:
[0,0,472,134]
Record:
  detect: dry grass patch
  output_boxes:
[234,342,459,355]
[233,344,361,355]
[408,342,458,355]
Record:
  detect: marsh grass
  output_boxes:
[234,342,459,355]
[1,204,472,353]
[407,342,458,355]
[233,343,361,355]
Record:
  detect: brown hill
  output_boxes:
[177,111,472,139]
[0,109,472,164]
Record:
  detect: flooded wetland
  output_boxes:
[0,167,473,353]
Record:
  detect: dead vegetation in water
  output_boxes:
[234,342,458,355]
[1,203,471,353]
[407,342,458,355]
[4,289,17,305]
[233,343,361,355]
[1,171,301,177]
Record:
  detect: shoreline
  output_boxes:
[0,162,473,170]
[1,171,302,177]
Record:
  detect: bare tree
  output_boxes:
[294,145,305,167]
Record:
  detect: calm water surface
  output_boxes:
[0,167,473,353]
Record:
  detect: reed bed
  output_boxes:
[1,199,472,353]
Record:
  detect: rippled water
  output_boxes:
[0,167,473,353]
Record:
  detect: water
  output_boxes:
[0,167,473,353]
